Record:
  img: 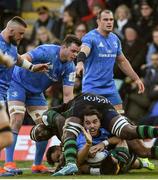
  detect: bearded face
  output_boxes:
[9,35,18,45]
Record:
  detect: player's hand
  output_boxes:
[89,143,105,153]
[134,79,145,94]
[76,61,84,77]
[0,50,14,67]
[81,127,92,145]
[32,63,49,72]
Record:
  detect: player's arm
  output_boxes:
[17,53,48,72]
[116,53,145,94]
[63,86,74,103]
[76,45,91,76]
[77,128,92,166]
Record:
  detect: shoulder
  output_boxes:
[82,29,97,39]
[100,128,110,136]
[37,44,60,53]
[109,32,120,40]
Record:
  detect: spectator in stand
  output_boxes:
[74,22,88,95]
[140,52,158,125]
[113,4,132,40]
[135,0,158,43]
[86,2,103,31]
[114,23,147,83]
[74,22,88,40]
[30,6,57,43]
[54,6,78,40]
[146,27,158,65]
[35,26,60,46]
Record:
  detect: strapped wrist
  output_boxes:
[102,139,109,147]
[21,59,34,72]
[77,52,87,63]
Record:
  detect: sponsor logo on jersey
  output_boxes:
[11,91,18,97]
[98,42,104,48]
[83,95,109,104]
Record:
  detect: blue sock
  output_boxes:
[5,132,18,162]
[34,140,48,165]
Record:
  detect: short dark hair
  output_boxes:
[152,26,158,34]
[62,34,82,47]
[37,6,49,14]
[83,106,102,120]
[97,9,113,19]
[46,145,60,166]
[10,16,27,28]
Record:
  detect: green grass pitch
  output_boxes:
[1,160,158,179]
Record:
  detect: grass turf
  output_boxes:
[0,160,158,179]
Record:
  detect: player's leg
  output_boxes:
[53,117,83,176]
[4,100,25,175]
[102,92,124,115]
[127,139,155,170]
[27,93,49,174]
[108,115,158,140]
[0,103,14,177]
[5,81,26,175]
[0,104,13,150]
[128,139,158,163]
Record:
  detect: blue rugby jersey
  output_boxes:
[12,44,76,93]
[82,29,122,94]
[0,34,18,97]
[77,128,111,151]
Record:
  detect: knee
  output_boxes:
[9,105,26,132]
[28,109,47,124]
[111,116,137,140]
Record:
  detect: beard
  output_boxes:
[9,36,18,45]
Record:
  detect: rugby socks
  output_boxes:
[5,132,18,162]
[34,141,48,165]
[151,146,158,159]
[136,125,158,139]
[64,138,77,164]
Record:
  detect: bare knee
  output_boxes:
[110,116,138,140]
[8,104,26,132]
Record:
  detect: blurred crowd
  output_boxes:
[1,0,158,125]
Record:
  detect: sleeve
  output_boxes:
[63,62,76,86]
[82,33,93,49]
[117,37,122,56]
[27,45,48,63]
[76,133,86,151]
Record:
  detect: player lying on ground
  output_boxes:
[44,108,154,175]
[30,93,158,176]
[31,111,155,175]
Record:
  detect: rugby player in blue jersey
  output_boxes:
[5,34,81,174]
[0,16,48,176]
[76,9,144,114]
